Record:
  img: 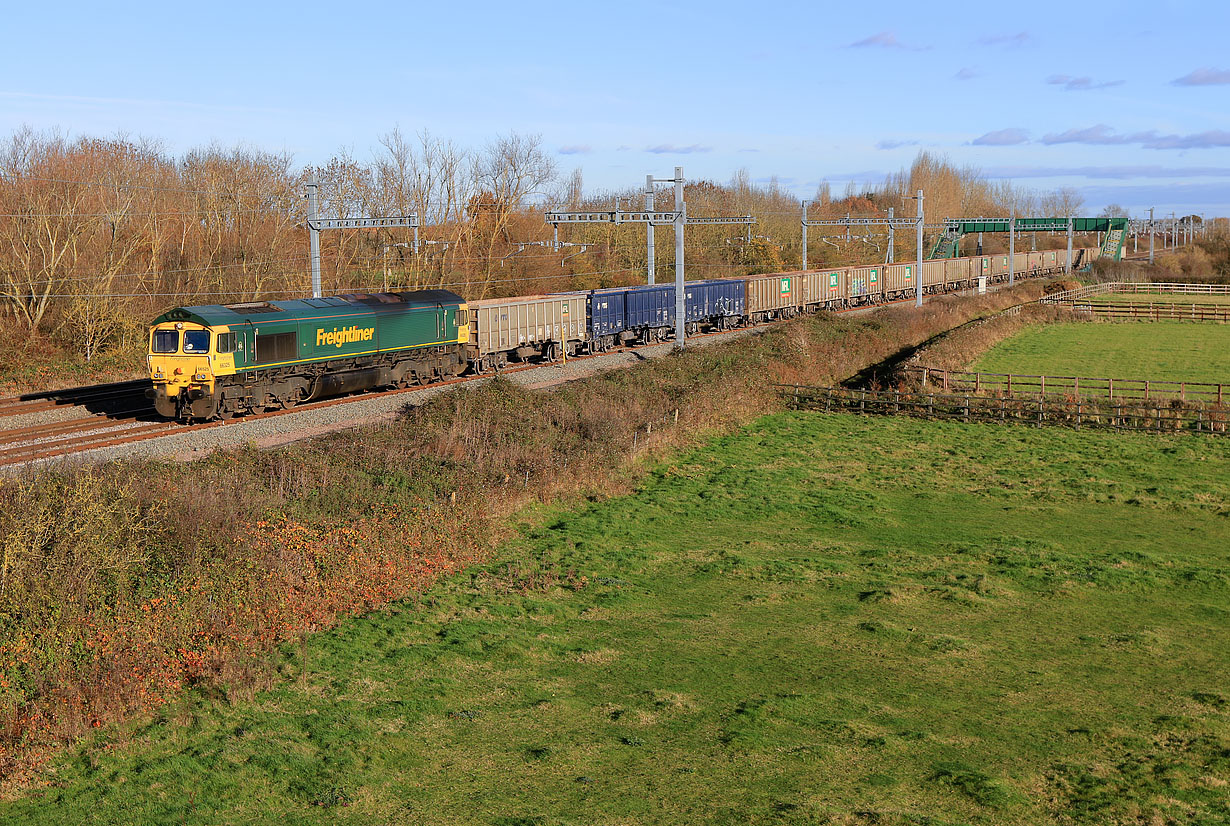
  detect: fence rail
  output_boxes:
[906,367,1228,404]
[1069,301,1230,322]
[780,385,1227,436]
[1041,281,1230,304]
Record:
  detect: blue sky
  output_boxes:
[3,0,1227,216]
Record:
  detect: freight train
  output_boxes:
[147,247,1098,420]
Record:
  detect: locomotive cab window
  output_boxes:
[216,332,237,353]
[182,330,210,353]
[152,329,179,353]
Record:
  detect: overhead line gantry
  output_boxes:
[545,166,754,346]
[802,191,926,306]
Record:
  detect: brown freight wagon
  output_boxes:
[882,263,915,299]
[468,293,587,371]
[920,260,947,293]
[942,256,973,288]
[744,273,799,321]
[847,266,882,304]
[797,269,848,310]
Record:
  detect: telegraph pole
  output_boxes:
[307,178,322,298]
[645,174,655,284]
[674,167,686,346]
[915,190,924,307]
[800,200,810,271]
[1149,207,1155,264]
[1008,213,1015,286]
[1066,217,1074,275]
[886,207,895,263]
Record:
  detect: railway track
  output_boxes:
[0,352,615,468]
[0,272,1063,468]
[0,378,151,418]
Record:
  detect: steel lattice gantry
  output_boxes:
[801,193,926,305]
[305,179,419,298]
[545,175,754,346]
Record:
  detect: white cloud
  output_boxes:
[1046,74,1125,91]
[971,128,1030,146]
[1171,67,1230,86]
[977,32,1031,47]
[645,144,712,154]
[848,31,927,51]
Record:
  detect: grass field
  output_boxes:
[971,321,1230,382]
[1087,292,1230,306]
[5,412,1227,825]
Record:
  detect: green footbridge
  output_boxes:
[927,217,1129,263]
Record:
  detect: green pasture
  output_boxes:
[972,321,1230,382]
[5,413,1228,825]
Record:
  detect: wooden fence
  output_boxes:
[781,385,1227,436]
[1068,301,1230,322]
[1041,281,1230,304]
[907,366,1228,404]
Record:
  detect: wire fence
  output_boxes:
[779,384,1228,436]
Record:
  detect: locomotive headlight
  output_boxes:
[175,322,184,330]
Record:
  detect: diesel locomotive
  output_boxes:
[147,290,468,420]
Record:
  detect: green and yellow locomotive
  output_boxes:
[148,290,468,420]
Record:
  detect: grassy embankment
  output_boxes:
[0,283,1053,785]
[5,412,1227,825]
[971,322,1230,383]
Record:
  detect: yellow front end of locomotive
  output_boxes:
[148,322,236,417]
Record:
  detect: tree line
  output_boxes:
[0,127,1097,361]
